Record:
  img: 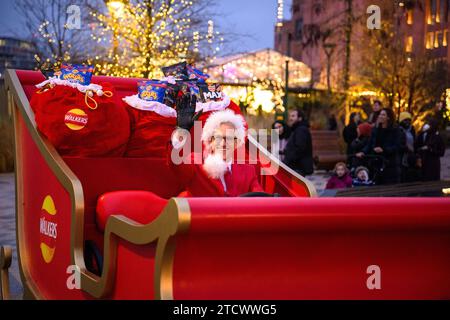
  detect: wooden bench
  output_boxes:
[311,130,346,170]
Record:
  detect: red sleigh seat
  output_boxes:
[96,191,167,232]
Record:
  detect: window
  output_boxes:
[0,39,5,46]
[405,36,413,52]
[435,30,442,47]
[295,18,303,40]
[426,31,435,49]
[431,0,437,22]
[444,29,448,46]
[439,0,447,22]
[407,9,413,24]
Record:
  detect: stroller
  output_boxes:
[347,154,389,185]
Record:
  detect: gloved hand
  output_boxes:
[176,93,202,131]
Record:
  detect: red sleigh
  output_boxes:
[1,69,450,300]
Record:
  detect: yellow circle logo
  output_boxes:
[40,195,57,264]
[64,108,88,131]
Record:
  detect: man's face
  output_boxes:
[288,110,299,126]
[211,122,237,162]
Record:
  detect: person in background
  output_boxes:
[349,122,372,169]
[326,162,353,189]
[272,120,290,162]
[283,109,314,176]
[368,100,382,125]
[343,112,360,156]
[328,114,337,131]
[357,108,401,185]
[352,166,374,187]
[416,118,446,181]
[398,111,418,182]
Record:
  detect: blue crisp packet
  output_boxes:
[60,63,94,85]
[186,65,210,83]
[137,80,167,103]
[161,62,188,79]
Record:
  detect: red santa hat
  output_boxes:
[201,109,246,147]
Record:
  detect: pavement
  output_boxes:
[0,173,22,299]
[0,148,449,299]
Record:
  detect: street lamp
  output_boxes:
[323,42,336,94]
[106,0,126,16]
[105,0,126,71]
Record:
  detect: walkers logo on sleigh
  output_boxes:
[64,108,88,131]
[39,195,58,263]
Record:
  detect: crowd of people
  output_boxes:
[272,101,447,191]
[331,101,447,189]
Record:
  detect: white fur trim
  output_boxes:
[36,77,104,95]
[203,153,228,179]
[201,109,246,146]
[195,94,231,113]
[122,94,177,118]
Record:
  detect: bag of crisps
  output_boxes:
[30,65,130,157]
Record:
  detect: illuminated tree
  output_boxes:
[89,0,224,78]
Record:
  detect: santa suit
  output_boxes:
[170,153,263,197]
[169,109,263,197]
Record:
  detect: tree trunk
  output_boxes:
[343,0,353,123]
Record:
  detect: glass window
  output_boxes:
[407,9,413,24]
[295,18,303,40]
[405,36,413,52]
[435,30,442,47]
[426,31,435,49]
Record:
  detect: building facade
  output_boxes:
[274,0,450,89]
[0,37,36,119]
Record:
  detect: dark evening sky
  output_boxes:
[0,0,292,53]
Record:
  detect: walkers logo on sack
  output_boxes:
[64,108,88,130]
[40,195,58,263]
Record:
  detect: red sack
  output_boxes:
[123,96,177,158]
[30,82,130,157]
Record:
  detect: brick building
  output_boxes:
[274,0,450,90]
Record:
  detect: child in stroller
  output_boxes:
[347,154,388,185]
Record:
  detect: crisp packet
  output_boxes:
[138,80,168,103]
[177,80,201,100]
[187,65,210,83]
[161,62,188,79]
[60,63,94,85]
[198,83,223,102]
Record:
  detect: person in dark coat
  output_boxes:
[368,100,382,125]
[416,119,446,181]
[328,114,338,131]
[398,112,418,182]
[272,120,290,162]
[349,122,372,170]
[283,110,314,176]
[343,112,361,156]
[356,108,402,185]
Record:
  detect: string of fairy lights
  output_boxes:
[88,0,224,78]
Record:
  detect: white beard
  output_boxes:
[203,153,227,179]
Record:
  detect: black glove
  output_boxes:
[176,93,202,130]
